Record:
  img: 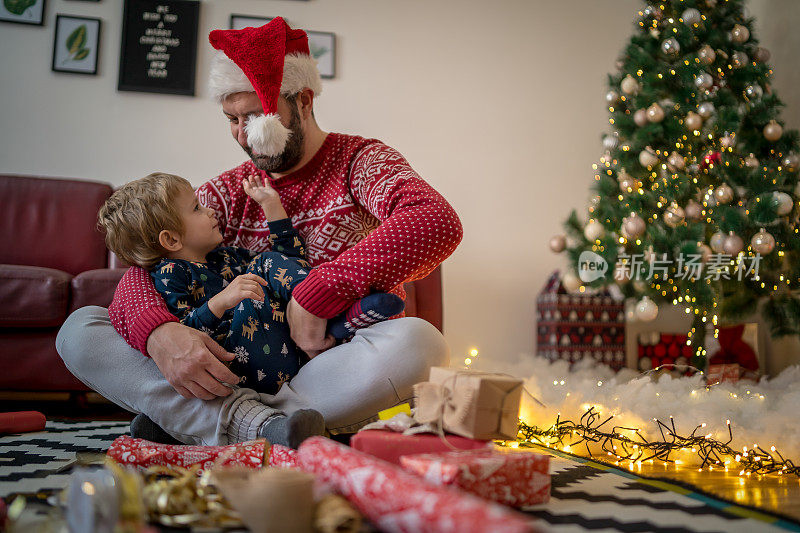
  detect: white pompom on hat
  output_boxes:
[208,17,322,156]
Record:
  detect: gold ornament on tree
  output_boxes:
[773,191,794,216]
[723,232,744,255]
[635,296,658,321]
[710,231,727,253]
[730,24,750,43]
[584,220,606,241]
[562,271,582,293]
[620,75,640,95]
[698,243,713,262]
[633,109,649,127]
[667,151,685,170]
[744,154,760,168]
[663,203,686,227]
[697,102,715,118]
[549,235,567,253]
[695,73,714,89]
[684,112,703,131]
[764,121,783,142]
[713,183,734,204]
[681,8,701,25]
[750,228,775,255]
[731,51,748,69]
[621,213,646,239]
[697,45,716,65]
[685,200,703,221]
[647,103,665,123]
[639,146,659,167]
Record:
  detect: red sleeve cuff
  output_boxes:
[291,272,353,319]
[130,308,179,356]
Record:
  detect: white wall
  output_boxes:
[1,0,798,366]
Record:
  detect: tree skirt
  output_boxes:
[0,420,797,532]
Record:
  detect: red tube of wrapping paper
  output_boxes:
[107,435,298,472]
[0,411,46,434]
[297,436,537,533]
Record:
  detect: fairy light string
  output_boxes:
[514,406,799,477]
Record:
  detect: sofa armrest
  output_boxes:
[69,268,127,313]
[402,265,443,333]
[0,265,72,327]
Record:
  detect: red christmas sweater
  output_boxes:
[108,133,463,355]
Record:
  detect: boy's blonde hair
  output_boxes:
[98,173,193,269]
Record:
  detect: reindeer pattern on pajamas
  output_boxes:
[150,218,310,394]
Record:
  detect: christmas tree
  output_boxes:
[552,0,800,368]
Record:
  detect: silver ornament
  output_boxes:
[619,178,637,192]
[688,163,700,174]
[744,154,760,168]
[744,84,763,101]
[730,24,750,43]
[621,75,640,95]
[633,109,649,127]
[661,37,680,56]
[682,8,702,25]
[584,220,606,241]
[750,228,775,255]
[754,47,771,63]
[664,204,686,228]
[686,201,703,222]
[764,121,783,142]
[710,231,727,253]
[774,191,793,216]
[731,51,748,68]
[782,153,799,171]
[695,73,714,89]
[605,90,620,104]
[723,232,744,255]
[639,147,659,167]
[650,28,661,39]
[714,183,734,204]
[603,135,620,151]
[697,45,716,65]
[667,151,685,170]
[622,213,646,239]
[684,111,703,131]
[697,102,715,118]
[635,296,659,322]
[550,235,567,253]
[647,103,665,122]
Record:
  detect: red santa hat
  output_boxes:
[208,17,322,156]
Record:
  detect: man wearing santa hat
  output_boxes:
[57,18,462,447]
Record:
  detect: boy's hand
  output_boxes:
[287,298,335,359]
[243,175,288,222]
[208,273,268,317]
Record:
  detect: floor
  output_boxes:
[1,419,798,532]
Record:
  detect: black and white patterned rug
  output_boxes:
[1,421,797,532]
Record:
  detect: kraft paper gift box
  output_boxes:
[399,448,550,508]
[414,366,523,440]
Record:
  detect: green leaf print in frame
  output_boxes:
[52,14,101,75]
[0,0,45,25]
[3,0,35,16]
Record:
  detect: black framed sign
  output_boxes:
[117,0,199,96]
[0,0,46,25]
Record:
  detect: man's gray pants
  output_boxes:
[56,306,449,445]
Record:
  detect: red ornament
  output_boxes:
[701,151,721,169]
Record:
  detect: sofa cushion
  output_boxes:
[0,265,71,328]
[0,330,89,391]
[70,268,128,313]
[0,175,113,276]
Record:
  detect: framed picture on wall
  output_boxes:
[307,30,335,79]
[0,0,46,25]
[52,14,101,75]
[229,14,272,30]
[118,0,200,96]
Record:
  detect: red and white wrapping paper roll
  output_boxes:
[0,411,46,434]
[297,436,537,533]
[107,435,298,472]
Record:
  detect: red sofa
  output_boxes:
[0,175,444,393]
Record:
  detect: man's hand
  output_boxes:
[147,322,240,400]
[287,298,335,359]
[207,273,267,318]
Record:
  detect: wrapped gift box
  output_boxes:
[400,449,550,508]
[635,332,694,373]
[350,429,492,465]
[107,435,298,472]
[536,271,626,370]
[415,367,523,440]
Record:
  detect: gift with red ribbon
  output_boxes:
[350,429,492,466]
[399,448,550,508]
